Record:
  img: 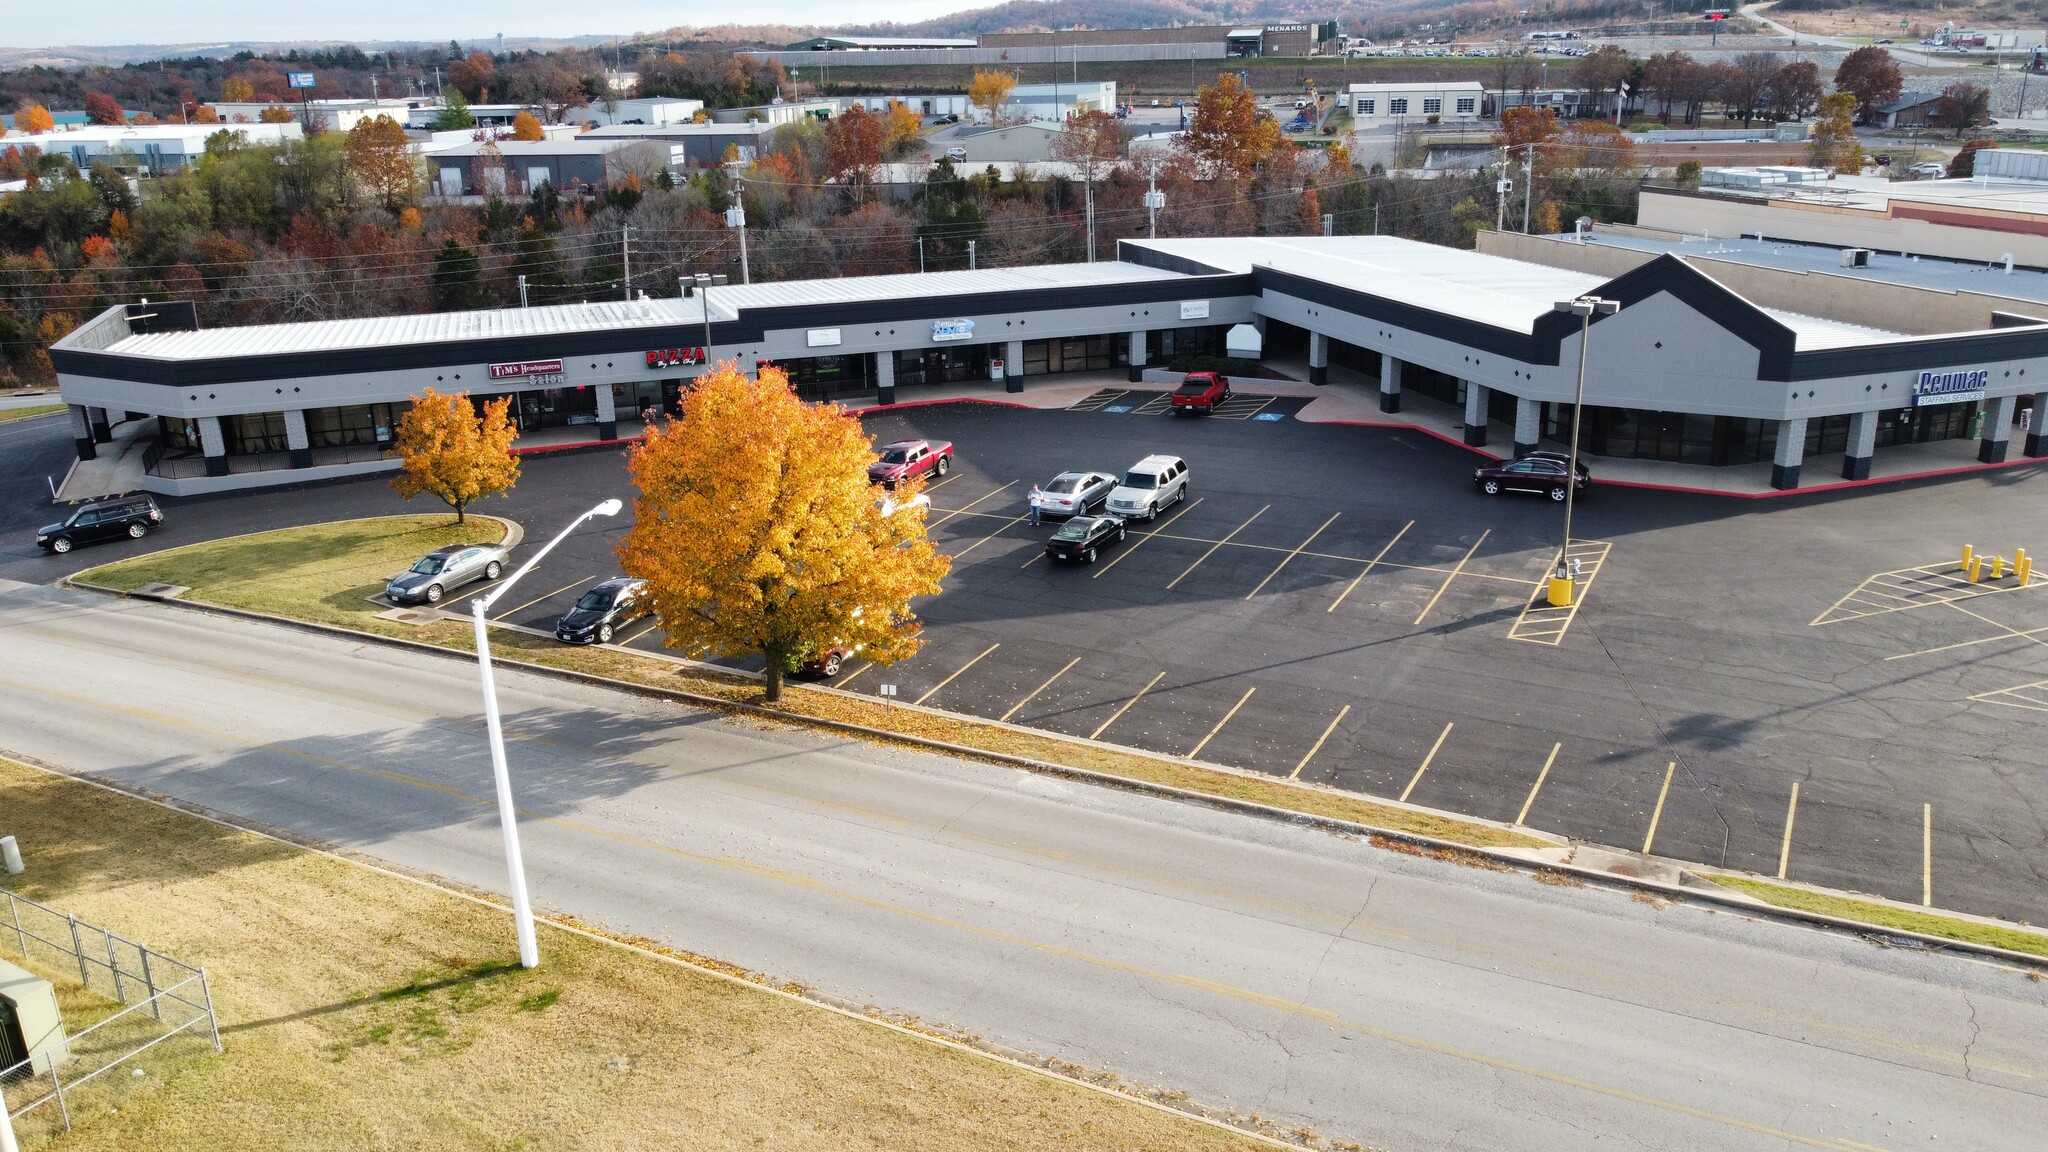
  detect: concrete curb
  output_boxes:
[52,580,2048,974]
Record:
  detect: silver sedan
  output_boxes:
[1037,471,1118,517]
[385,543,510,605]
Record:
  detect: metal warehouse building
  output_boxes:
[50,235,2048,495]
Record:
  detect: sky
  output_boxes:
[9,3,986,50]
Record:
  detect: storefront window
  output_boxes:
[226,412,287,455]
[1021,334,1119,376]
[306,403,401,448]
[160,416,201,451]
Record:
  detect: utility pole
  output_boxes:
[917,235,925,272]
[620,226,632,300]
[968,240,976,269]
[1496,145,1509,232]
[725,172,750,283]
[1522,147,1533,233]
[518,274,529,308]
[1084,167,1096,262]
[1144,160,1164,238]
[1373,202,1380,234]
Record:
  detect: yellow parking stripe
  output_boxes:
[1514,742,1561,826]
[1922,804,1934,907]
[1091,498,1204,578]
[493,574,594,623]
[927,481,1017,530]
[1414,530,1489,626]
[1188,687,1256,759]
[999,657,1081,722]
[1089,670,1166,740]
[1245,512,1340,600]
[1778,782,1801,880]
[912,643,1000,706]
[1289,705,1350,780]
[951,514,1030,560]
[1166,505,1268,590]
[1329,521,1413,613]
[1642,762,1676,855]
[1399,722,1452,802]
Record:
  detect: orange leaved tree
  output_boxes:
[510,111,545,141]
[18,105,55,134]
[619,363,951,702]
[390,390,521,524]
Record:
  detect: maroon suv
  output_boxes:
[1474,452,1590,501]
[1170,371,1231,414]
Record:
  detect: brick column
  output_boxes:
[283,408,312,469]
[1771,417,1807,490]
[875,351,896,405]
[2026,392,2048,458]
[1513,397,1540,457]
[595,384,618,441]
[1007,339,1025,394]
[1979,394,2018,463]
[87,406,113,443]
[1841,409,1877,480]
[200,415,230,478]
[1463,382,1489,447]
[1127,329,1147,383]
[69,404,96,461]
[1378,354,1402,414]
[1308,332,1329,386]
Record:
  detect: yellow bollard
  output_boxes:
[1969,556,1982,583]
[1963,544,1975,571]
[1547,575,1575,607]
[2022,556,2034,587]
[2018,548,2029,573]
[1994,556,2007,580]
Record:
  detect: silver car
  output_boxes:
[385,543,509,605]
[1038,471,1118,517]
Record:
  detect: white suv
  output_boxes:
[1105,455,1189,521]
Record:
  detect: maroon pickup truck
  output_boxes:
[868,439,953,487]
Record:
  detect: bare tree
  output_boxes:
[1722,52,1782,127]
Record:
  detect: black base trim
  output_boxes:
[1979,438,2010,464]
[1128,364,1144,383]
[1379,391,1400,414]
[1310,364,1328,385]
[877,385,896,406]
[74,437,97,461]
[2027,431,2047,458]
[1005,377,1023,394]
[597,420,616,441]
[90,421,112,443]
[289,447,313,469]
[204,454,229,478]
[1513,440,1537,457]
[1841,455,1871,481]
[1463,423,1487,447]
[1771,462,1801,490]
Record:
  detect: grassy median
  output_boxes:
[0,757,1282,1151]
[75,515,1545,851]
[1704,875,2048,960]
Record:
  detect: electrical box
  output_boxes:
[0,958,68,1075]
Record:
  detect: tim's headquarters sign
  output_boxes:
[489,359,564,380]
[1912,368,1989,406]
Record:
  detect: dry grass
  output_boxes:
[1704,875,2048,959]
[0,758,1278,1152]
[0,403,65,424]
[75,516,1548,852]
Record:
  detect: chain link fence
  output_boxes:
[1,889,220,1145]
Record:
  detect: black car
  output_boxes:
[1474,453,1591,501]
[1045,514,1127,563]
[36,495,162,554]
[555,577,652,644]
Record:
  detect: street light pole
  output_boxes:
[469,498,625,968]
[1548,295,1619,607]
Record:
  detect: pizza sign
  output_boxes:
[646,347,707,369]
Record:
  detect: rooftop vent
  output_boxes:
[1840,248,1872,268]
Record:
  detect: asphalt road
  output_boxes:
[2,581,2044,1151]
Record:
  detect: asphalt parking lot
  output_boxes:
[15,396,2048,926]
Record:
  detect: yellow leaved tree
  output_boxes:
[619,363,951,702]
[389,389,521,523]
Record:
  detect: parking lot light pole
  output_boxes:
[469,497,624,969]
[1549,295,1619,608]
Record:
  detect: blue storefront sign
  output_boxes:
[931,318,975,342]
[1913,368,1989,406]
[287,72,317,89]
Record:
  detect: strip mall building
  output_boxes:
[51,231,2048,495]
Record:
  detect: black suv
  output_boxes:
[36,495,163,554]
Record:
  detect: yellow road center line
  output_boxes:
[1778,782,1801,880]
[1092,498,1203,578]
[1399,722,1453,803]
[493,574,594,623]
[1089,670,1166,740]
[1188,687,1256,759]
[1245,512,1341,600]
[912,643,1000,706]
[1922,803,1933,908]
[1330,520,1413,613]
[1515,742,1561,827]
[1643,762,1676,855]
[1414,529,1490,626]
[0,674,1923,1150]
[1289,705,1350,780]
[927,480,1017,529]
[951,513,1031,560]
[999,657,1081,723]
[1166,506,1269,590]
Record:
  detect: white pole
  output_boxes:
[467,498,624,969]
[621,226,632,301]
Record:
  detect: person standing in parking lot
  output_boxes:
[1028,484,1043,526]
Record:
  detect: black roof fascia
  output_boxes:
[1787,323,2048,381]
[49,273,1252,388]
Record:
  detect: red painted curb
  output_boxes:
[851,397,1036,415]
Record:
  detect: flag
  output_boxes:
[1618,80,1631,97]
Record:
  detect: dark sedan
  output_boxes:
[554,577,652,644]
[1045,514,1127,563]
[1474,454,1590,501]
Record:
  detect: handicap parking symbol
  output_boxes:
[1253,412,1286,421]
[1103,405,1135,413]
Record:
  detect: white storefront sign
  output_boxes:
[807,328,842,347]
[1179,300,1211,320]
[932,318,975,342]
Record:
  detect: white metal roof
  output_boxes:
[97,262,1191,362]
[1131,236,1606,333]
[1761,308,1907,349]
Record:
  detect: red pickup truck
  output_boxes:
[868,439,953,487]
[1170,371,1232,415]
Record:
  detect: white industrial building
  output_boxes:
[4,122,304,175]
[1345,81,1484,125]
